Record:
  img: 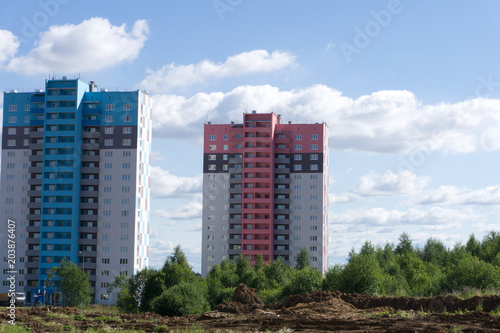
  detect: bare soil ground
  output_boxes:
[4,284,500,332]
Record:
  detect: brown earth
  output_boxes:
[4,284,500,332]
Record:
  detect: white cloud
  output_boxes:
[5,18,149,74]
[152,201,202,220]
[330,206,477,227]
[329,192,359,204]
[353,170,430,197]
[0,30,19,63]
[142,50,296,92]
[150,166,202,198]
[415,184,500,206]
[151,84,500,154]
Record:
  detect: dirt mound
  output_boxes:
[212,283,264,313]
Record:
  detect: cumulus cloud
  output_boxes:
[152,201,202,220]
[0,30,19,64]
[150,166,202,198]
[353,170,430,197]
[330,206,477,228]
[415,184,500,206]
[329,192,359,204]
[5,18,149,74]
[141,50,296,92]
[151,84,500,154]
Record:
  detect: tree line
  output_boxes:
[56,231,500,315]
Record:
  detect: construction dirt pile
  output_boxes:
[3,286,500,332]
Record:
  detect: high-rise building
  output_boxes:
[201,111,329,276]
[0,78,152,304]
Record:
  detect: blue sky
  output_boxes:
[2,0,500,273]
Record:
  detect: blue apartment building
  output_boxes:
[0,78,152,304]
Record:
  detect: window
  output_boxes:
[294,175,302,180]
[294,134,302,140]
[121,222,129,229]
[7,140,15,146]
[104,139,113,146]
[311,144,318,150]
[104,175,112,181]
[293,236,301,241]
[208,145,216,151]
[122,186,130,193]
[310,164,318,171]
[310,174,318,180]
[123,163,131,168]
[294,144,302,150]
[310,205,318,211]
[310,216,318,221]
[310,185,318,190]
[310,236,318,241]
[311,154,318,160]
[7,128,16,135]
[123,151,131,156]
[120,246,128,253]
[294,165,302,171]
[121,210,129,217]
[311,134,318,140]
[124,103,132,110]
[105,115,114,122]
[209,135,216,141]
[105,104,114,111]
[24,128,29,135]
[123,115,132,122]
[8,116,16,123]
[208,155,216,160]
[123,127,132,134]
[120,258,128,264]
[122,175,131,180]
[123,139,131,146]
[223,164,228,170]
[310,195,318,200]
[104,151,113,157]
[9,105,17,112]
[104,163,112,169]
[223,154,228,160]
[310,226,318,231]
[120,233,129,240]
[223,134,228,140]
[294,154,302,160]
[104,127,114,134]
[293,185,301,190]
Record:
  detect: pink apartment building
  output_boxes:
[201,111,329,276]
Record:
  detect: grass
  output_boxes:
[369,310,421,318]
[450,286,500,299]
[92,315,122,322]
[0,323,32,333]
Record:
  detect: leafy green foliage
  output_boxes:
[150,282,210,316]
[53,259,93,307]
[295,246,311,270]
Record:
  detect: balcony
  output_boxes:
[229,157,243,164]
[228,228,242,235]
[28,190,42,197]
[273,218,290,224]
[25,274,39,281]
[26,226,40,233]
[274,178,290,184]
[229,178,243,184]
[82,108,102,116]
[228,249,241,255]
[79,215,98,221]
[274,199,290,205]
[275,168,290,174]
[29,143,44,150]
[273,239,289,245]
[29,155,44,162]
[82,132,100,139]
[274,188,290,194]
[26,214,41,220]
[80,167,99,173]
[228,198,242,204]
[78,226,97,233]
[79,191,99,197]
[28,166,43,174]
[229,167,243,174]
[78,238,97,246]
[228,187,242,194]
[80,179,99,186]
[273,249,289,256]
[228,208,241,214]
[79,202,98,210]
[26,238,40,245]
[81,155,99,162]
[81,143,100,150]
[29,131,44,139]
[78,262,97,270]
[273,229,290,235]
[28,178,42,185]
[27,202,41,209]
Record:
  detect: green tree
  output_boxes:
[162,245,197,289]
[150,282,210,316]
[395,232,414,256]
[444,253,500,291]
[140,269,166,312]
[281,266,322,298]
[339,253,384,294]
[422,238,448,266]
[295,247,311,270]
[465,234,481,257]
[236,254,254,286]
[107,275,136,313]
[53,259,93,307]
[322,264,343,291]
[206,264,235,307]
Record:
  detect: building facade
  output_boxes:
[201,112,329,276]
[0,78,152,304]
